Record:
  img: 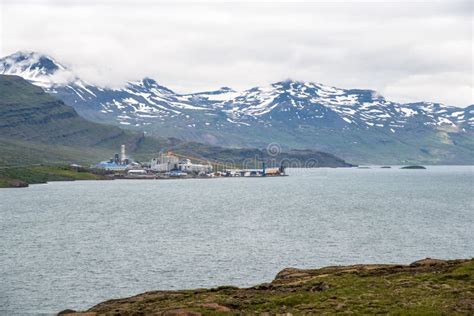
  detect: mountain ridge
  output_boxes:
[1,51,472,164]
[0,74,352,168]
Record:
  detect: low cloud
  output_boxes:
[1,0,472,106]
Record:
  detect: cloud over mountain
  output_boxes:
[2,50,473,164]
[0,0,472,106]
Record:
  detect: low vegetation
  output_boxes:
[0,165,105,188]
[60,258,473,315]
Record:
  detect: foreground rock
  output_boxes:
[60,258,473,315]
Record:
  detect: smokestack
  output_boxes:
[120,144,126,163]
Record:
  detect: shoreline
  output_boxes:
[2,164,472,188]
[59,258,473,315]
[0,165,106,188]
[0,167,290,188]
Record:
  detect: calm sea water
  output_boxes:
[0,166,473,315]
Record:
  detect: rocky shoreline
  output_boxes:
[60,258,473,315]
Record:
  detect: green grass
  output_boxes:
[68,259,474,315]
[0,165,105,188]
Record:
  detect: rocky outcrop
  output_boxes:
[6,179,28,187]
[60,258,474,315]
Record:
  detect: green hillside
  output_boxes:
[0,75,352,169]
[0,75,144,149]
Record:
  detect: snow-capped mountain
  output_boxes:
[216,80,473,132]
[1,51,473,164]
[0,51,78,88]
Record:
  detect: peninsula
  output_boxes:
[60,258,473,315]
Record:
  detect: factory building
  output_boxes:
[178,159,213,174]
[150,152,213,175]
[95,145,139,171]
[150,153,180,172]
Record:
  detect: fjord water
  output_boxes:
[1,166,473,315]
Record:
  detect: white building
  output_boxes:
[178,159,213,174]
[127,169,147,175]
[150,153,213,174]
[150,153,180,172]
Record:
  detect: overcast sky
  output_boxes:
[0,0,472,106]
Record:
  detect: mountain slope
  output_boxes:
[2,51,472,164]
[0,74,145,148]
[0,74,351,168]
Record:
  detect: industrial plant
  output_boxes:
[95,145,140,171]
[150,152,213,175]
[93,145,286,179]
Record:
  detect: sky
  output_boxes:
[0,0,473,107]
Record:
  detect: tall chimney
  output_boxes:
[120,144,126,163]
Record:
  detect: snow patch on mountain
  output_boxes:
[1,51,472,132]
[0,51,77,88]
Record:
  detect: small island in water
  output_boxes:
[401,165,427,169]
[59,258,473,315]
